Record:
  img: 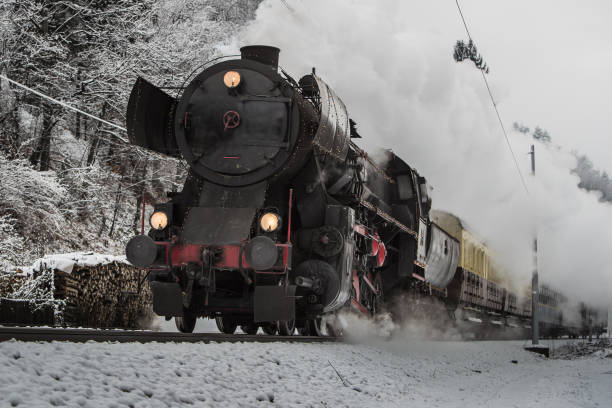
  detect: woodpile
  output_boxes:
[0,261,153,329]
[55,262,153,328]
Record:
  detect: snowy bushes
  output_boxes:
[0,215,24,271]
[0,152,70,268]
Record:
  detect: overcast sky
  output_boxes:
[244,0,612,169]
[457,0,612,169]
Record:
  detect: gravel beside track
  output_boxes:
[0,327,340,343]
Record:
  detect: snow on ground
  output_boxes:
[0,336,610,407]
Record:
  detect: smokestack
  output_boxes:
[240,45,280,70]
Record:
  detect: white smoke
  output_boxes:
[232,0,612,308]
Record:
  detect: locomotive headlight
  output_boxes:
[150,211,168,230]
[223,71,241,88]
[260,212,280,232]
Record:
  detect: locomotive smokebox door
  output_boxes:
[254,285,296,322]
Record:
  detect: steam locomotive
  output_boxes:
[125,45,607,337]
[125,45,460,334]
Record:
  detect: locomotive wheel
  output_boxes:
[309,319,325,336]
[175,310,197,333]
[307,316,342,337]
[328,317,344,337]
[261,323,277,335]
[297,320,310,336]
[277,319,295,336]
[240,324,258,335]
[215,317,238,334]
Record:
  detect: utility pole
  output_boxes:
[608,305,612,339]
[530,144,539,345]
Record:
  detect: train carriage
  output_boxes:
[431,210,607,338]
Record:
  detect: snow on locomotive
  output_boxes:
[124,46,459,334]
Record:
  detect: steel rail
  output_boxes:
[0,327,341,344]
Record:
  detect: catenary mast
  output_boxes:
[530,144,539,345]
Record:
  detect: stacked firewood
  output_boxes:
[55,262,153,328]
[0,262,153,328]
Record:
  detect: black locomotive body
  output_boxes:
[125,46,460,334]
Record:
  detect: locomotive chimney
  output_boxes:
[240,45,280,70]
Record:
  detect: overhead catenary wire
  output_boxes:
[280,0,294,13]
[454,0,530,195]
[0,73,129,142]
[0,73,179,164]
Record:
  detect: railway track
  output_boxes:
[0,327,341,344]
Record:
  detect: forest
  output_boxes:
[0,0,261,271]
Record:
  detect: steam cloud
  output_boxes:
[231,1,611,309]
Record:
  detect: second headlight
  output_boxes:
[260,212,280,232]
[150,211,168,230]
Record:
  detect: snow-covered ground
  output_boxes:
[0,335,610,407]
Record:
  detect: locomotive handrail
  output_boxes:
[348,140,394,184]
[359,199,418,239]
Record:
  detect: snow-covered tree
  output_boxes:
[532,127,551,143]
[453,39,490,74]
[0,0,262,270]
